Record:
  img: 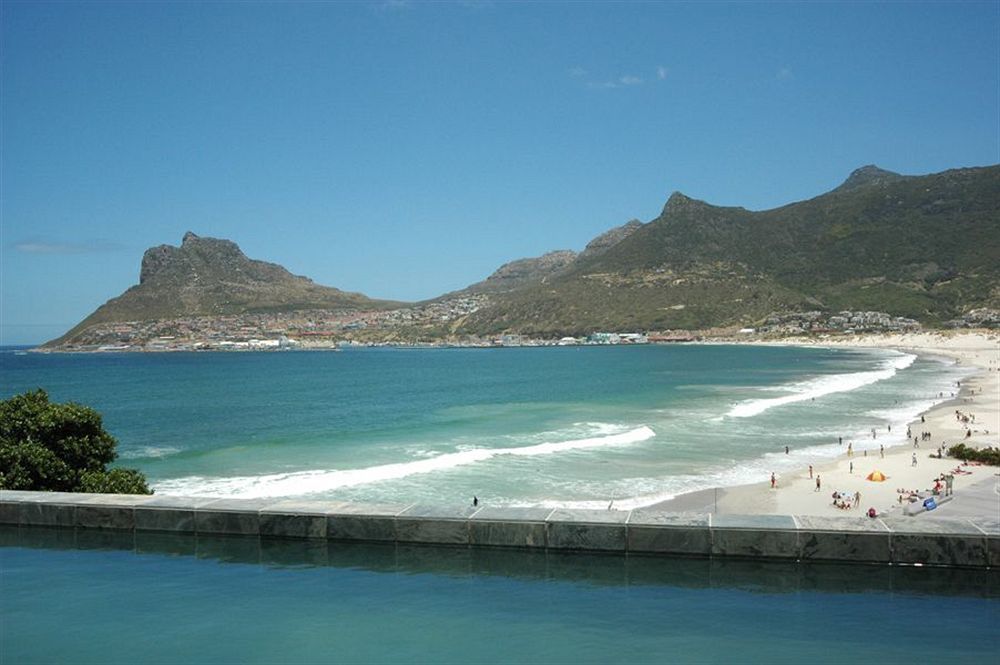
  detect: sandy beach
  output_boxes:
[652,331,1000,518]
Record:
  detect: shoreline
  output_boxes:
[650,331,999,517]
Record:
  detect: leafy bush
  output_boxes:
[947,443,1000,466]
[0,389,152,494]
[80,468,151,495]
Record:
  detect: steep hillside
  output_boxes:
[460,250,579,294]
[463,165,1000,335]
[455,219,645,296]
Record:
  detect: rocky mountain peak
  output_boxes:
[836,165,903,192]
[580,219,643,259]
[140,232,247,284]
[662,191,711,217]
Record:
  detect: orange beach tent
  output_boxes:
[866,470,887,482]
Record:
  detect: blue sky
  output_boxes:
[2,1,998,344]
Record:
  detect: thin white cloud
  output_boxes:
[657,66,669,80]
[574,67,651,90]
[13,239,124,255]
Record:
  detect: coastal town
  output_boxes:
[39,305,999,352]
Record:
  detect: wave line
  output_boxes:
[727,353,916,418]
[154,425,656,499]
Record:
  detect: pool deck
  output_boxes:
[1,490,997,568]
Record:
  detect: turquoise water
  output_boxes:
[2,527,997,664]
[0,345,968,506]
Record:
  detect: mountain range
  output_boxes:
[460,164,1000,335]
[48,164,1000,345]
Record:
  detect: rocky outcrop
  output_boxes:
[464,250,578,294]
[579,220,642,260]
[48,233,397,346]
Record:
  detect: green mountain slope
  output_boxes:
[464,165,1000,335]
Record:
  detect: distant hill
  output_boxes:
[48,232,400,346]
[461,165,1000,335]
[448,219,644,298]
[458,250,579,295]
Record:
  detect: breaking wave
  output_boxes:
[727,352,916,418]
[153,425,656,499]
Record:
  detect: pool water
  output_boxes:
[2,526,997,664]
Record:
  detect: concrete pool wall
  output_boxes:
[1,491,996,568]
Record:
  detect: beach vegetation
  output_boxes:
[0,389,151,494]
[947,443,1000,466]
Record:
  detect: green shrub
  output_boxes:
[947,443,1000,466]
[80,468,151,495]
[0,389,152,494]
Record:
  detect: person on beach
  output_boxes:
[880,445,884,459]
[850,461,853,474]
[847,443,853,457]
[815,475,821,491]
[770,472,776,489]
[911,453,917,467]
[785,446,789,454]
[809,464,813,479]
[473,496,479,507]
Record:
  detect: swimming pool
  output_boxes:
[2,526,997,664]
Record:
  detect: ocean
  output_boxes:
[0,344,970,507]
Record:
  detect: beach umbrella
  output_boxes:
[866,470,887,482]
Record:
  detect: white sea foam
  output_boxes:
[531,443,851,511]
[153,425,656,499]
[540,373,963,512]
[726,352,916,418]
[120,446,181,460]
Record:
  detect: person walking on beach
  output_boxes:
[850,461,853,474]
[473,496,479,507]
[880,445,884,459]
[808,464,813,479]
[770,472,776,489]
[847,443,853,457]
[815,475,821,492]
[911,453,917,467]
